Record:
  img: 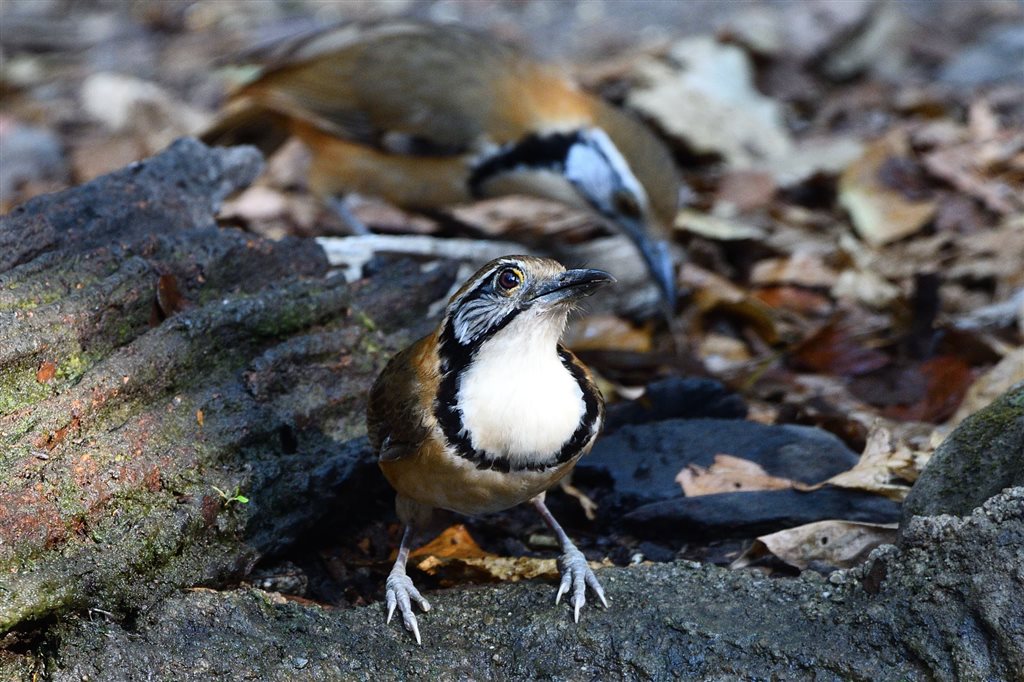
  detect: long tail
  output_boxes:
[199,98,292,156]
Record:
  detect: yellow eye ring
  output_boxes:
[496,267,523,291]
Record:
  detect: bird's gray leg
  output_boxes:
[385,524,431,644]
[531,493,609,622]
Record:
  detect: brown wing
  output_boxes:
[226,22,530,154]
[366,333,437,462]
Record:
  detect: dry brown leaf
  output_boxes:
[715,169,777,213]
[789,319,890,377]
[565,315,653,353]
[681,264,781,344]
[677,454,800,497]
[627,37,793,170]
[750,251,837,288]
[839,133,937,247]
[802,424,924,500]
[948,348,1024,427]
[675,209,766,240]
[731,520,897,571]
[697,333,752,374]
[409,524,609,584]
[753,286,833,316]
[409,524,490,561]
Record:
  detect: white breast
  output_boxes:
[456,312,584,468]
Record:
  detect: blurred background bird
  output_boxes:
[201,20,681,309]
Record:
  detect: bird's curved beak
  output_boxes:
[614,215,677,310]
[530,268,616,306]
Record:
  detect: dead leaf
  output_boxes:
[715,169,777,213]
[830,268,900,309]
[675,209,765,240]
[753,286,833,316]
[628,36,792,169]
[697,333,752,374]
[750,251,837,288]
[409,525,609,584]
[789,319,890,377]
[677,454,800,496]
[881,356,976,423]
[801,424,923,500]
[155,274,188,319]
[409,525,490,561]
[949,348,1024,426]
[682,264,782,344]
[839,133,937,247]
[731,520,897,571]
[565,315,653,353]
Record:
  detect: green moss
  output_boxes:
[54,351,99,385]
[0,367,53,415]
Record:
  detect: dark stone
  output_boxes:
[603,377,747,433]
[577,418,860,508]
[623,487,902,539]
[902,381,1024,525]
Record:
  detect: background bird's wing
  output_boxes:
[235,22,523,155]
[366,335,434,463]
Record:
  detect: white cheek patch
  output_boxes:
[453,295,503,345]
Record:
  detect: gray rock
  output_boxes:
[902,381,1024,524]
[6,487,1020,681]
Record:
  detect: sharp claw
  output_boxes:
[384,569,428,643]
[586,571,610,608]
[554,545,608,622]
[410,620,422,646]
[555,572,571,605]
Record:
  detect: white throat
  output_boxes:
[455,311,585,467]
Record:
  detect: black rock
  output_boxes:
[623,488,902,540]
[579,418,860,509]
[603,377,747,433]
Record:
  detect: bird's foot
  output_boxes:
[385,567,431,644]
[555,545,609,622]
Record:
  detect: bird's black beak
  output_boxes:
[614,215,677,310]
[530,268,616,306]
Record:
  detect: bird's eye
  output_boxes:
[613,190,642,220]
[496,268,522,292]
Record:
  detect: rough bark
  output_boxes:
[0,139,456,633]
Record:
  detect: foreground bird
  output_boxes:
[366,256,613,643]
[202,21,678,306]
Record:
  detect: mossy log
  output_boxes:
[0,139,455,633]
